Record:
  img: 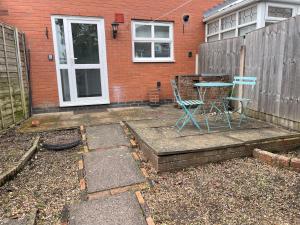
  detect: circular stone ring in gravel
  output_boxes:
[43,139,82,151]
[42,132,82,151]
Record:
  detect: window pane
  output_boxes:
[207,21,219,35]
[55,19,67,64]
[134,42,151,58]
[221,14,236,30]
[154,43,170,58]
[238,24,257,36]
[207,35,219,42]
[239,6,257,25]
[76,69,102,97]
[71,23,99,64]
[154,26,169,38]
[60,69,70,101]
[135,24,151,38]
[265,22,275,27]
[268,6,293,18]
[221,30,235,39]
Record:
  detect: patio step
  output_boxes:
[126,119,300,172]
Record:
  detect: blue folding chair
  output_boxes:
[170,80,204,131]
[225,76,257,127]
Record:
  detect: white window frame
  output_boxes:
[265,2,297,22]
[206,4,258,42]
[131,21,174,63]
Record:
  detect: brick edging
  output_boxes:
[79,125,88,199]
[253,149,300,172]
[135,191,156,225]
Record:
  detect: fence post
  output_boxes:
[237,45,246,111]
[2,24,16,124]
[14,28,27,119]
[0,106,4,129]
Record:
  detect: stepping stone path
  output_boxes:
[86,124,129,149]
[69,124,147,225]
[84,146,145,193]
[69,192,147,225]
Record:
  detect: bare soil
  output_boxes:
[142,156,300,225]
[0,128,37,174]
[0,129,81,225]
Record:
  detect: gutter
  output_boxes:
[203,0,300,22]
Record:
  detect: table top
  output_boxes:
[194,82,233,87]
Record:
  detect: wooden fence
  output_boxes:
[0,23,30,130]
[198,15,300,130]
[199,37,244,77]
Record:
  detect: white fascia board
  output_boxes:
[204,0,259,22]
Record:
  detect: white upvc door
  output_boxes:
[52,16,110,107]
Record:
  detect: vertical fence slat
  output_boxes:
[14,28,27,118]
[21,33,30,118]
[2,25,16,124]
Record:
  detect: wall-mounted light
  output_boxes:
[182,15,190,34]
[111,22,119,39]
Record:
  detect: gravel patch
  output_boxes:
[0,128,37,174]
[142,156,300,225]
[0,129,81,225]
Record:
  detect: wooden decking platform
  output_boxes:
[126,118,300,172]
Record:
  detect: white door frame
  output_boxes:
[51,15,110,107]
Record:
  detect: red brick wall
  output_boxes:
[0,0,222,109]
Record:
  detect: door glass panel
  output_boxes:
[76,69,102,97]
[60,69,71,101]
[55,19,67,64]
[71,23,99,64]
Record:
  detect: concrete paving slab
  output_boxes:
[69,192,147,225]
[86,124,129,150]
[149,133,244,155]
[84,146,146,193]
[224,128,297,142]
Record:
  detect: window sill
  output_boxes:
[133,59,175,63]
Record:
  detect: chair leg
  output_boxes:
[199,104,210,132]
[176,111,188,128]
[222,100,232,129]
[178,105,201,131]
[223,99,232,121]
[238,101,245,127]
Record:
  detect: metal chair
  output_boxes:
[225,76,257,126]
[170,80,205,131]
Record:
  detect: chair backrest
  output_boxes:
[233,76,257,86]
[231,76,257,98]
[170,80,182,103]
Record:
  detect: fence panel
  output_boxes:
[199,37,243,77]
[245,16,300,124]
[0,23,29,130]
[198,15,300,130]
